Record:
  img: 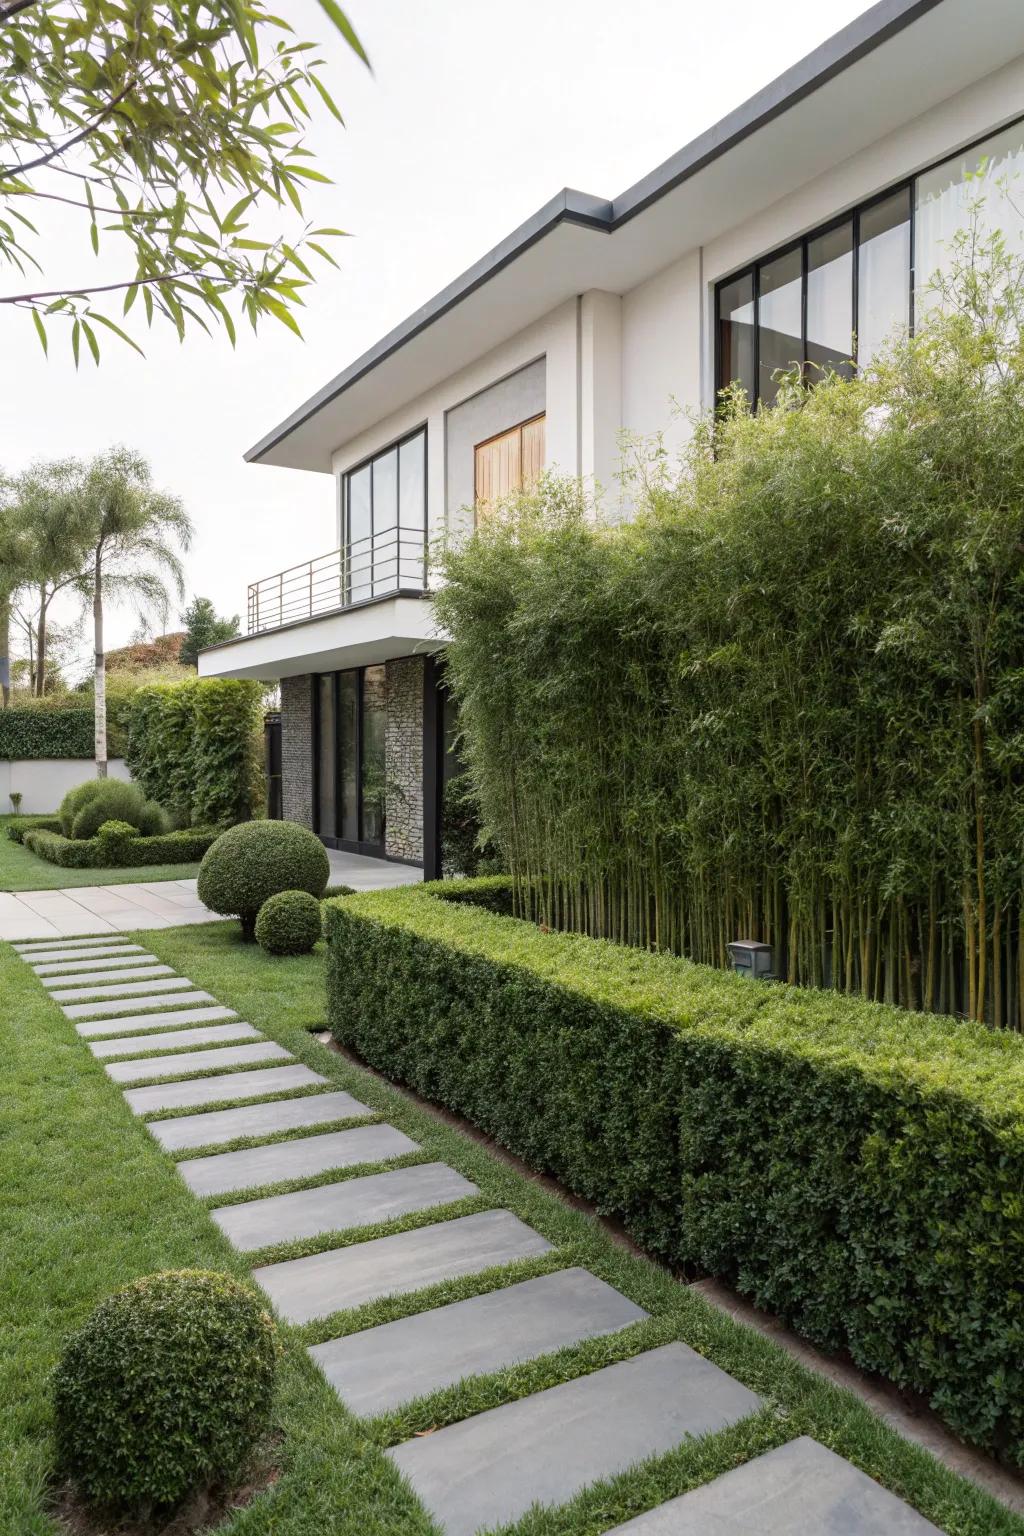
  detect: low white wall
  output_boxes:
[1,758,131,816]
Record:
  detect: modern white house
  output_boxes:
[200,0,1024,877]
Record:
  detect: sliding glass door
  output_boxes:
[315,665,388,852]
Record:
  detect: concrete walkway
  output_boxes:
[8,937,948,1534]
[0,848,420,941]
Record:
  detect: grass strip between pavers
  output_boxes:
[168,1111,385,1162]
[2,922,1022,1536]
[97,1049,293,1086]
[239,1192,495,1269]
[139,1080,332,1123]
[198,1146,435,1209]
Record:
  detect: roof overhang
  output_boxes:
[247,0,1024,472]
[197,594,446,680]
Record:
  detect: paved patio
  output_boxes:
[0,848,420,941]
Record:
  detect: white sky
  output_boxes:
[2,0,875,671]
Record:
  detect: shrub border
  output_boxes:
[324,879,1024,1463]
[23,825,219,870]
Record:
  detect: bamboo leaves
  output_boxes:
[437,237,1024,1029]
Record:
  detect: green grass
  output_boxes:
[0,815,201,891]
[2,922,1021,1535]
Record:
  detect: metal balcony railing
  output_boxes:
[247,525,428,634]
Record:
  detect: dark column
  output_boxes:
[422,654,445,880]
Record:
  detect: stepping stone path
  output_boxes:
[40,963,174,988]
[604,1436,942,1534]
[11,937,946,1535]
[76,1003,239,1037]
[31,950,160,974]
[105,1039,291,1084]
[88,1022,262,1059]
[63,988,215,1020]
[389,1343,761,1536]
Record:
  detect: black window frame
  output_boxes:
[313,664,388,856]
[716,183,912,410]
[341,425,428,602]
[713,110,1024,410]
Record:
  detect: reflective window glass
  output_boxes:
[316,675,336,839]
[347,464,371,548]
[915,121,1024,317]
[857,188,911,366]
[360,665,386,845]
[806,222,853,379]
[717,272,756,402]
[757,247,802,406]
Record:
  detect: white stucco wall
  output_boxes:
[1,758,131,816]
[329,299,579,547]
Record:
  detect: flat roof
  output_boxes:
[246,0,1012,470]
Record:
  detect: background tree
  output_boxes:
[77,447,193,775]
[9,458,91,693]
[0,0,367,359]
[179,596,240,668]
[10,610,83,694]
[0,471,32,707]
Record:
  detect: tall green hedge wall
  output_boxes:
[0,705,127,760]
[324,882,1024,1463]
[0,708,93,760]
[126,678,262,827]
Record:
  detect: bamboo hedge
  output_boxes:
[435,239,1024,1028]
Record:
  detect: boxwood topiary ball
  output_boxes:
[52,1269,279,1514]
[255,888,324,955]
[197,819,330,940]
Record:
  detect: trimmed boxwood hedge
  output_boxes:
[23,825,218,869]
[421,873,516,915]
[324,880,1024,1462]
[5,814,62,844]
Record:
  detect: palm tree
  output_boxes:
[78,448,193,776]
[0,473,29,708]
[10,459,92,696]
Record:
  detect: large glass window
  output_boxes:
[806,221,853,379]
[716,272,755,403]
[857,188,911,366]
[316,674,336,841]
[361,665,387,845]
[342,429,426,601]
[315,665,389,850]
[757,247,802,406]
[715,118,1024,407]
[338,670,359,843]
[915,120,1024,314]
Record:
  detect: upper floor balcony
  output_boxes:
[247,524,429,635]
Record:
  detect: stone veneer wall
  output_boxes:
[280,674,314,828]
[384,656,424,862]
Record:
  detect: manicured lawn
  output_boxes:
[2,922,1021,1535]
[0,814,201,891]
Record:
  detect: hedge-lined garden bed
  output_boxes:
[23,824,219,869]
[5,814,62,844]
[324,881,1024,1463]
